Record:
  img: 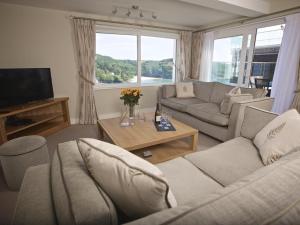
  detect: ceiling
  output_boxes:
[0,0,300,29]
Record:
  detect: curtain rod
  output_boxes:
[70,16,193,32]
[193,6,300,33]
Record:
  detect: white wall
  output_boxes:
[0,3,162,123]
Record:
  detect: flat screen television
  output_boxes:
[0,68,54,109]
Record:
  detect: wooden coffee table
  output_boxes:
[97,114,198,164]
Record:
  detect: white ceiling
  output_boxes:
[0,0,300,29]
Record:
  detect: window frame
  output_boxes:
[212,18,285,87]
[94,25,179,89]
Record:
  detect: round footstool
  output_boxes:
[0,135,49,190]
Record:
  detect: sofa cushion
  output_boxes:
[162,85,176,98]
[254,109,300,165]
[51,141,118,225]
[78,138,177,220]
[185,137,264,186]
[220,94,253,115]
[161,97,204,112]
[157,157,223,205]
[176,82,195,98]
[12,164,57,225]
[186,103,229,126]
[193,81,214,102]
[240,106,278,140]
[241,87,268,98]
[126,150,300,225]
[210,82,234,104]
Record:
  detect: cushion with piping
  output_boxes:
[220,87,243,114]
[254,109,300,165]
[176,82,195,98]
[78,138,177,220]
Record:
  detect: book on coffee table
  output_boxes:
[154,119,176,132]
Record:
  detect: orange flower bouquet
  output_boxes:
[120,88,142,118]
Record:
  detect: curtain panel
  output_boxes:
[271,13,300,114]
[291,62,300,112]
[191,32,203,80]
[73,18,98,124]
[179,31,192,81]
[199,31,214,82]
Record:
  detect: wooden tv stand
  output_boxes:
[0,97,70,144]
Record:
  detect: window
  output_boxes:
[211,20,285,88]
[212,36,243,84]
[141,36,176,85]
[95,33,137,84]
[95,28,178,87]
[248,24,285,87]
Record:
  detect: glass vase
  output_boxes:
[128,105,135,126]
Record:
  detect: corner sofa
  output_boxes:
[158,81,273,141]
[12,106,300,225]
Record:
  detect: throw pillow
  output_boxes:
[220,87,242,115]
[176,82,195,98]
[78,138,177,219]
[254,109,300,165]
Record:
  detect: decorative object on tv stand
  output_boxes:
[112,5,158,20]
[120,88,142,126]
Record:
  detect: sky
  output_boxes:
[96,33,176,60]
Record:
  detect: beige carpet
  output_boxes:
[0,125,220,225]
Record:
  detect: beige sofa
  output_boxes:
[158,81,274,141]
[12,106,300,225]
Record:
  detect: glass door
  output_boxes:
[211,36,243,85]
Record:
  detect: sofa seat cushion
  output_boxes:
[186,103,229,126]
[126,150,300,225]
[185,137,264,186]
[161,97,204,112]
[157,157,223,205]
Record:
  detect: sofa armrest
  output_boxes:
[12,164,57,225]
[227,97,274,139]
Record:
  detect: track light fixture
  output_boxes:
[111,5,157,20]
[126,9,131,17]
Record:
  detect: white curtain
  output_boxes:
[199,31,215,82]
[191,32,203,80]
[179,31,192,81]
[271,13,300,114]
[291,64,300,112]
[73,18,98,124]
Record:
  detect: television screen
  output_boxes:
[0,68,54,108]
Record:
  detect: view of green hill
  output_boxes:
[95,54,173,83]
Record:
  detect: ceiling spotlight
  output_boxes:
[126,9,131,17]
[139,11,144,18]
[152,12,157,19]
[112,7,117,15]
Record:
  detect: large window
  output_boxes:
[211,20,285,88]
[212,36,243,84]
[95,29,178,87]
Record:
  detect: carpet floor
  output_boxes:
[0,125,220,225]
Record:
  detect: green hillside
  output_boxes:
[95,54,173,83]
